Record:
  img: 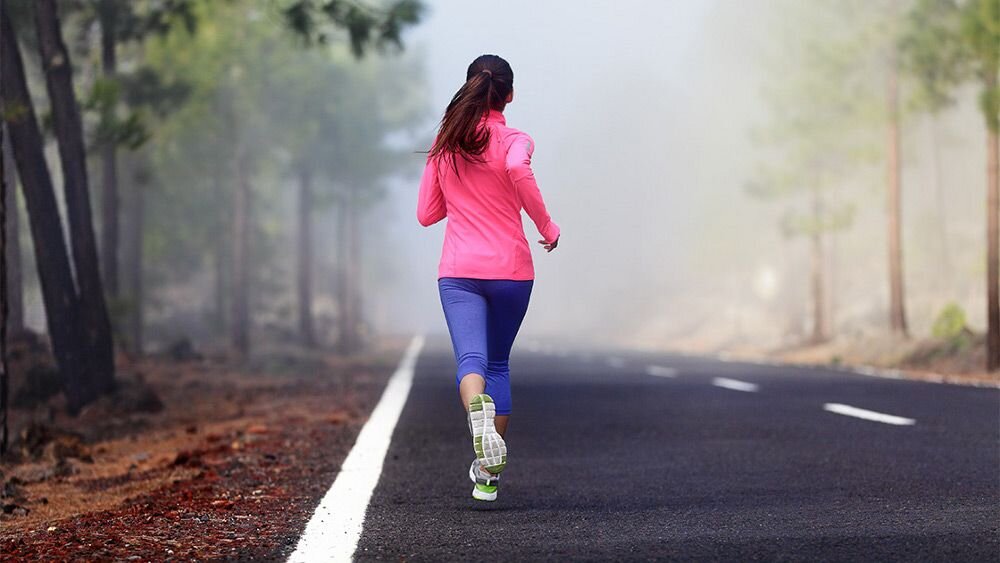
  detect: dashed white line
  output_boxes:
[607,357,626,368]
[711,377,759,392]
[823,403,915,426]
[646,365,678,378]
[289,335,425,563]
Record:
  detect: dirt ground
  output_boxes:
[760,334,997,387]
[0,337,403,561]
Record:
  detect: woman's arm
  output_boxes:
[505,133,560,244]
[416,156,446,226]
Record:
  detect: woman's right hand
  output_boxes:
[539,236,559,253]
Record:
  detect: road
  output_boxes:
[349,340,999,561]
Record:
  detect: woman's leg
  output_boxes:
[437,278,489,411]
[483,280,533,438]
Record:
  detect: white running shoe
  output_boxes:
[469,459,500,501]
[467,394,507,474]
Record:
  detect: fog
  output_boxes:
[371,0,990,353]
[8,0,991,358]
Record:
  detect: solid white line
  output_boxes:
[607,356,626,368]
[646,365,678,378]
[711,377,759,392]
[288,335,425,563]
[823,403,915,426]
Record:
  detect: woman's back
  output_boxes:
[417,110,559,280]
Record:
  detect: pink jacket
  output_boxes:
[417,110,560,281]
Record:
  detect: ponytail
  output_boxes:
[430,54,514,163]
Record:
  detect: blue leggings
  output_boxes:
[438,277,533,415]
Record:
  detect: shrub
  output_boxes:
[931,303,975,353]
[932,303,967,340]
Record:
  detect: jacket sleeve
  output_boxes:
[505,133,560,243]
[416,155,446,226]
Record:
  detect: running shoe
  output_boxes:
[469,458,500,501]
[467,394,507,474]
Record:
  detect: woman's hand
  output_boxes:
[539,236,559,253]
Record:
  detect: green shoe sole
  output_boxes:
[468,394,507,473]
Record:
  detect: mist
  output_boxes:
[373,0,991,355]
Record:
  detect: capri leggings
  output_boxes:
[437,277,533,415]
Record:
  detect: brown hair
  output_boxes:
[429,54,513,162]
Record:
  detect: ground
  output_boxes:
[0,337,402,561]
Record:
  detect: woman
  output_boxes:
[417,54,560,502]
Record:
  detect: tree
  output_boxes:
[1,126,23,337]
[901,0,1000,370]
[281,0,423,54]
[280,0,424,350]
[1,5,96,412]
[34,0,116,396]
[319,54,427,353]
[84,0,196,298]
[750,1,874,343]
[899,0,968,283]
[1,0,8,455]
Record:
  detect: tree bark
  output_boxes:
[928,114,952,287]
[124,156,145,356]
[211,170,227,333]
[34,0,116,394]
[885,61,908,336]
[98,0,119,297]
[1,125,23,335]
[335,197,361,354]
[230,149,251,358]
[1,6,91,412]
[1,0,8,452]
[348,196,363,350]
[986,71,999,372]
[809,191,826,344]
[297,166,316,347]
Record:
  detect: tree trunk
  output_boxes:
[214,231,227,333]
[124,156,145,356]
[885,62,908,336]
[928,114,952,288]
[335,201,348,353]
[98,0,119,297]
[1,125,23,335]
[335,198,360,354]
[809,192,826,344]
[211,171,227,333]
[34,0,116,395]
[230,150,251,358]
[986,73,999,372]
[1,2,8,451]
[348,197,363,350]
[828,230,837,337]
[1,6,91,412]
[297,166,316,347]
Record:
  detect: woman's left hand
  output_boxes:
[539,236,559,253]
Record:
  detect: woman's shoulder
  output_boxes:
[497,123,534,149]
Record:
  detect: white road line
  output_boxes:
[646,365,678,378]
[823,403,915,426]
[289,335,425,563]
[711,377,759,392]
[607,357,626,369]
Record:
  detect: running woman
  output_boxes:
[417,54,560,502]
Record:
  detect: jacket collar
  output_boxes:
[484,109,506,125]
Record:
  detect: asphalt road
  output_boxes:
[353,339,1000,562]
